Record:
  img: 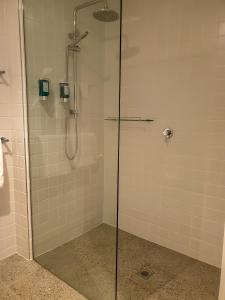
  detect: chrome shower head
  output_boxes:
[68,31,88,52]
[93,7,119,22]
[69,31,89,44]
[75,31,89,44]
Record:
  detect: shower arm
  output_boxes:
[73,0,107,37]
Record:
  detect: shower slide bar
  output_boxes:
[104,117,154,122]
[0,137,9,144]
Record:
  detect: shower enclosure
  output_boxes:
[22,0,121,299]
[22,0,223,299]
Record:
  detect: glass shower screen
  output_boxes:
[22,0,121,299]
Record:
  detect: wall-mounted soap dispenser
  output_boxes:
[59,82,70,103]
[39,79,49,101]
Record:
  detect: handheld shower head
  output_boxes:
[69,31,89,43]
[75,31,89,44]
[68,31,88,52]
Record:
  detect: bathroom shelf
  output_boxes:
[104,117,154,122]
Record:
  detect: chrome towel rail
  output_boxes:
[104,117,154,122]
[1,137,9,144]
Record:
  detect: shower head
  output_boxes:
[93,7,119,22]
[69,31,89,44]
[73,0,119,38]
[75,31,89,44]
[68,31,88,52]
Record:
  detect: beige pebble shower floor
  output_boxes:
[0,224,220,299]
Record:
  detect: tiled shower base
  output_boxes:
[36,224,220,300]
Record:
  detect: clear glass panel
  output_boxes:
[23,0,121,299]
[118,1,222,299]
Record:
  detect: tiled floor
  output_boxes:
[0,254,86,300]
[36,224,221,300]
[118,230,220,300]
[36,224,117,300]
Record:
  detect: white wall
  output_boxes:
[0,0,30,260]
[118,0,225,267]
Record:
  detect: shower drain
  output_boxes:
[138,269,154,280]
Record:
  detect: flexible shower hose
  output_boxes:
[65,46,79,161]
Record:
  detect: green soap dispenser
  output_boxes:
[39,79,49,101]
[59,82,70,103]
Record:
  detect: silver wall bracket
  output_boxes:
[162,128,173,141]
[0,137,9,143]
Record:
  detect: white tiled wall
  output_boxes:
[0,0,30,260]
[118,0,225,268]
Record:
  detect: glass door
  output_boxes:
[22,0,121,299]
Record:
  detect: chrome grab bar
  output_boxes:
[1,137,9,144]
[104,117,154,122]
